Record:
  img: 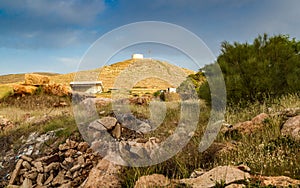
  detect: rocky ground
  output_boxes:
[0,89,299,188]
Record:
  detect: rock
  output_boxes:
[251,113,269,125]
[22,161,31,170]
[20,178,32,188]
[77,142,89,152]
[43,83,71,96]
[89,120,107,131]
[236,164,251,172]
[13,84,37,95]
[259,176,300,187]
[98,117,117,130]
[180,166,250,188]
[78,155,85,165]
[84,159,122,188]
[44,173,54,185]
[40,154,60,165]
[134,174,171,188]
[32,161,43,173]
[52,171,67,186]
[190,168,206,178]
[36,173,44,185]
[66,139,78,149]
[9,159,24,185]
[20,156,33,162]
[112,123,122,139]
[24,73,50,85]
[70,164,81,173]
[59,182,72,188]
[225,184,245,188]
[281,115,300,140]
[44,162,60,173]
[24,171,38,180]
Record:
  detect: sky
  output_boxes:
[1,0,300,75]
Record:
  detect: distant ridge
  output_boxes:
[0,72,59,85]
[0,59,195,92]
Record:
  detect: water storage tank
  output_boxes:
[132,54,144,59]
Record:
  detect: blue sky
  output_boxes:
[1,0,300,75]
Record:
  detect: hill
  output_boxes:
[51,58,195,92]
[0,72,59,85]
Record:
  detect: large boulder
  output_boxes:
[223,113,270,136]
[83,159,122,188]
[13,84,37,95]
[43,84,71,96]
[180,166,250,188]
[25,74,50,85]
[281,115,300,140]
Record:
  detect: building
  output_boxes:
[70,81,104,94]
[132,54,144,59]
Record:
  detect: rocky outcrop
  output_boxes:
[180,166,250,188]
[223,113,270,136]
[43,83,71,96]
[13,84,37,95]
[8,139,100,187]
[281,115,300,140]
[25,74,50,85]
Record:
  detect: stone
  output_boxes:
[180,166,250,188]
[190,168,206,178]
[13,84,37,95]
[259,176,300,187]
[44,172,54,185]
[22,161,31,170]
[78,155,85,165]
[89,120,107,131]
[59,182,72,188]
[70,164,81,173]
[236,164,251,172]
[42,83,71,96]
[24,73,50,85]
[84,159,122,188]
[20,155,33,162]
[44,162,60,173]
[20,178,32,188]
[36,173,44,186]
[251,113,269,125]
[134,174,171,188]
[24,171,38,180]
[32,161,43,172]
[225,184,246,188]
[112,123,122,139]
[39,154,60,165]
[77,142,89,152]
[66,139,78,149]
[52,171,67,186]
[9,159,24,185]
[281,115,300,140]
[98,117,118,130]
[64,149,77,158]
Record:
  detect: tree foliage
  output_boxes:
[199,34,300,104]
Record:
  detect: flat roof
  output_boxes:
[70,81,103,85]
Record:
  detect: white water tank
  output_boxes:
[132,54,144,59]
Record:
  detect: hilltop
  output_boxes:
[50,58,195,92]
